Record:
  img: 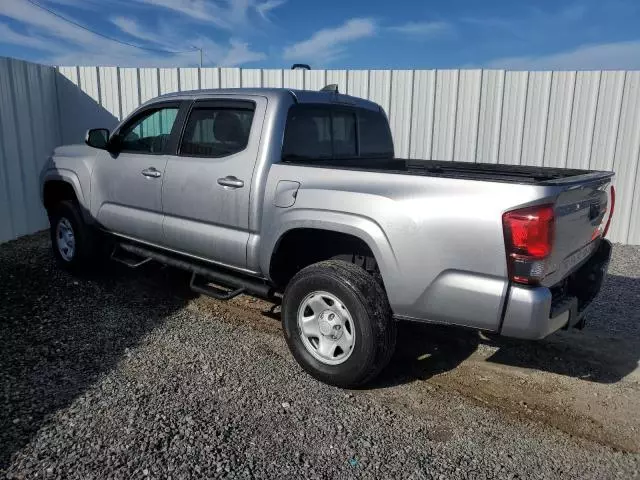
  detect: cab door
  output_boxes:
[90,101,186,244]
[161,97,266,270]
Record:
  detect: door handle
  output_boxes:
[217,176,244,188]
[141,167,161,178]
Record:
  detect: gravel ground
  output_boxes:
[1,233,639,479]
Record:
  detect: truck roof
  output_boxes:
[151,88,381,111]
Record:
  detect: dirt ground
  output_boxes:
[2,233,639,478]
[194,274,640,454]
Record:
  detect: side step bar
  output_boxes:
[111,244,152,268]
[189,273,245,300]
[117,242,274,300]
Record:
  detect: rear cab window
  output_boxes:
[282,104,393,162]
[358,109,394,158]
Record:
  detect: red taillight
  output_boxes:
[603,185,615,238]
[591,185,616,240]
[502,205,555,284]
[503,205,555,259]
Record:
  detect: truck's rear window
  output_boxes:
[282,104,393,161]
[358,109,394,157]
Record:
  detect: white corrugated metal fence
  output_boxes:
[1,57,639,245]
[0,58,60,243]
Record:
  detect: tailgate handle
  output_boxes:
[589,203,600,221]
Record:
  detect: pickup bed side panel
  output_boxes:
[261,163,557,331]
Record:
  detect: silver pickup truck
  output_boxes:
[40,86,615,387]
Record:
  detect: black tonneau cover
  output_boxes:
[281,156,614,186]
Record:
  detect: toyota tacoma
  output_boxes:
[40,85,615,387]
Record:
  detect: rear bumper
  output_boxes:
[500,239,612,340]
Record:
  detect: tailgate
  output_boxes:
[543,175,614,286]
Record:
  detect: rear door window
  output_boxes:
[179,101,255,157]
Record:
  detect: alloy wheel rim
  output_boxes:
[56,217,75,261]
[297,291,355,365]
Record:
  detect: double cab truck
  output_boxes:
[40,86,615,387]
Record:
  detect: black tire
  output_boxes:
[49,200,99,273]
[282,260,397,388]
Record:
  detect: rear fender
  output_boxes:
[261,209,401,301]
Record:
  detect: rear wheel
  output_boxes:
[282,260,396,388]
[49,201,100,272]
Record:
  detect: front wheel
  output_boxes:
[282,260,397,388]
[49,200,99,272]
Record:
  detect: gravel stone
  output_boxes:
[0,233,639,479]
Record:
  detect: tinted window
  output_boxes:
[332,111,357,157]
[180,106,254,157]
[358,109,394,158]
[282,104,392,161]
[120,107,179,154]
[282,107,332,159]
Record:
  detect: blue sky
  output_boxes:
[1,0,640,69]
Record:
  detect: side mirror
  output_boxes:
[85,128,110,150]
[107,133,123,154]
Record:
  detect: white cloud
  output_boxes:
[0,22,60,52]
[283,18,376,64]
[44,0,120,9]
[388,21,453,37]
[136,0,286,30]
[220,39,267,66]
[136,0,231,29]
[110,16,171,47]
[0,0,106,49]
[47,34,261,67]
[108,16,204,56]
[486,41,640,70]
[256,0,286,20]
[0,0,266,67]
[46,50,196,67]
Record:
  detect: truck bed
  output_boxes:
[281,157,614,186]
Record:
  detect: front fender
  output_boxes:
[41,168,92,223]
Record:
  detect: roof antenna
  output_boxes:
[320,84,339,93]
